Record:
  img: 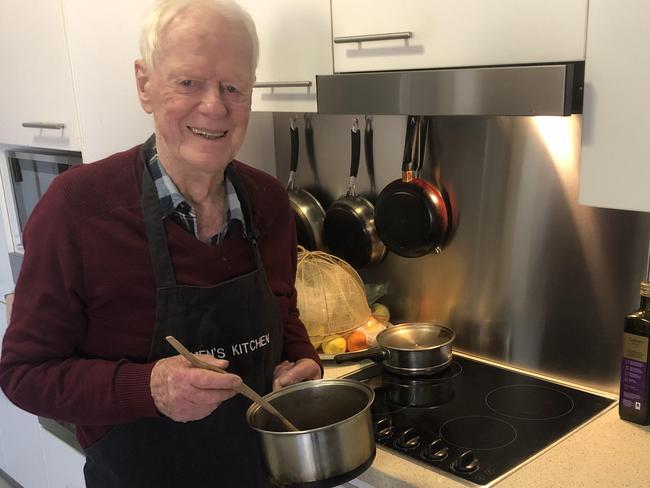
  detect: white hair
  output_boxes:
[139,0,259,78]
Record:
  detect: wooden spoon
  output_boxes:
[165,336,300,432]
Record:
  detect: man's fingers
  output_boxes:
[150,354,243,422]
[186,368,243,390]
[272,358,322,391]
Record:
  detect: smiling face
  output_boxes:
[135,7,253,179]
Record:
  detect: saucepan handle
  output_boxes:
[334,347,388,364]
[290,125,299,173]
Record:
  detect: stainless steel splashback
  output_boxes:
[273,114,650,393]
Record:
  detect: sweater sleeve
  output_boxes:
[0,177,159,425]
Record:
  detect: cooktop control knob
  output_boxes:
[423,438,448,461]
[375,418,393,440]
[453,450,479,474]
[397,427,421,449]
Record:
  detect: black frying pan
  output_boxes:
[323,119,385,268]
[374,116,449,258]
[285,119,326,251]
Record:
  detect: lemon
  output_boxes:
[321,336,347,355]
[371,302,390,322]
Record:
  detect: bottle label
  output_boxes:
[621,333,648,411]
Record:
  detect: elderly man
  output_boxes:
[0,0,321,486]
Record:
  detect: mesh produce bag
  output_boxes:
[296,248,371,343]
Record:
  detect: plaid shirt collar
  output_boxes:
[146,144,246,245]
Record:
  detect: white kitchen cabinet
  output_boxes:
[579,0,650,212]
[239,0,333,112]
[0,395,49,488]
[61,0,154,163]
[1,298,48,488]
[331,0,588,73]
[0,0,81,151]
[40,428,86,488]
[0,373,49,488]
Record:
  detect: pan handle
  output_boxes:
[350,120,361,178]
[290,125,299,173]
[364,117,376,197]
[401,116,418,175]
[416,117,431,177]
[334,347,388,364]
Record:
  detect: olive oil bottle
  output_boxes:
[619,281,650,424]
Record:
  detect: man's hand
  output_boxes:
[272,358,322,391]
[150,354,242,422]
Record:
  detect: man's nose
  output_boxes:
[199,86,228,115]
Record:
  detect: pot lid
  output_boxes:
[378,323,455,351]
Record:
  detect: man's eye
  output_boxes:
[223,85,239,94]
[180,80,194,87]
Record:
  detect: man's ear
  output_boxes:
[135,60,154,114]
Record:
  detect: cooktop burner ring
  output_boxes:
[370,387,410,417]
[439,415,518,451]
[485,384,575,421]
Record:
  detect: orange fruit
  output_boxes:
[346,331,369,352]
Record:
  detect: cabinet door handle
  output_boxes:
[254,81,313,88]
[333,31,413,44]
[22,122,65,129]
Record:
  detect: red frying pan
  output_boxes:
[374,116,449,258]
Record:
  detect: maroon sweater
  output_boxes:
[0,143,320,448]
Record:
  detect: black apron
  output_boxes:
[83,149,282,487]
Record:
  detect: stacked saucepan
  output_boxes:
[334,322,455,375]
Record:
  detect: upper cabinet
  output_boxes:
[579,0,650,213]
[61,0,154,163]
[0,0,81,150]
[240,0,333,113]
[331,0,588,73]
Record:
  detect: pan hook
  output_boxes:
[290,114,297,131]
[352,116,360,133]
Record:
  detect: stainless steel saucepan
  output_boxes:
[246,379,375,488]
[334,322,455,376]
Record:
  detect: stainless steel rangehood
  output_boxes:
[316,62,584,116]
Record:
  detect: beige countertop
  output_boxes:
[323,361,650,488]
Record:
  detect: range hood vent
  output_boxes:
[316,62,583,116]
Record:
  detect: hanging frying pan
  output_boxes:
[323,118,386,268]
[374,116,449,258]
[285,117,326,251]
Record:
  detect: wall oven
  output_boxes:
[1,148,82,253]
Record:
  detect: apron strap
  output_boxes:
[141,157,177,288]
[225,163,265,270]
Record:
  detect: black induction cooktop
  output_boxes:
[342,354,615,486]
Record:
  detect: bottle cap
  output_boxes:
[641,281,650,297]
